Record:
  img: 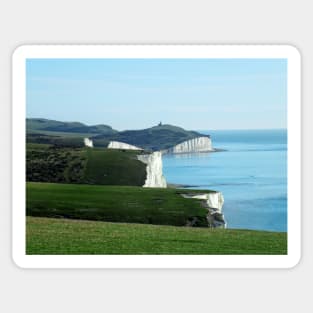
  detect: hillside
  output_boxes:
[27,118,117,136]
[26,144,146,186]
[92,124,207,150]
[27,217,287,255]
[26,118,209,150]
[26,182,211,227]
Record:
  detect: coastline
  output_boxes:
[162,129,287,232]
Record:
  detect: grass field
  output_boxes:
[26,182,211,227]
[27,145,147,186]
[83,148,146,186]
[26,216,287,255]
[27,129,92,138]
[27,144,87,183]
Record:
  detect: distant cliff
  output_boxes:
[107,141,167,188]
[164,136,213,154]
[92,124,208,150]
[108,141,143,150]
[84,138,93,148]
[26,118,211,151]
[181,192,226,228]
[137,152,167,188]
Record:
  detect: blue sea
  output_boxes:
[162,129,287,232]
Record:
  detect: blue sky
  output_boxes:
[26,58,287,131]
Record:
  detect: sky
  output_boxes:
[26,58,287,131]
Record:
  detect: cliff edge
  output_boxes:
[164,136,214,154]
[84,138,94,148]
[137,151,167,188]
[108,141,143,150]
[181,192,226,228]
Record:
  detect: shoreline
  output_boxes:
[162,148,227,155]
[167,183,200,189]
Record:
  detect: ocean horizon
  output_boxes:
[162,129,287,232]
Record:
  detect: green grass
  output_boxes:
[26,143,52,150]
[27,132,86,147]
[26,145,146,186]
[26,182,211,227]
[26,118,117,136]
[26,216,287,255]
[27,144,87,183]
[83,148,146,186]
[27,129,93,138]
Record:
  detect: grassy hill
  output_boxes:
[26,118,208,150]
[26,216,287,255]
[27,143,87,183]
[27,144,146,186]
[26,132,87,147]
[83,148,146,185]
[93,124,207,150]
[27,118,117,136]
[26,182,210,227]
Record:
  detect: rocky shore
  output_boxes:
[181,192,226,228]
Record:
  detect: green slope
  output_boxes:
[26,118,209,150]
[27,118,117,136]
[26,182,210,227]
[27,144,88,183]
[27,145,147,186]
[93,123,207,150]
[26,132,87,147]
[83,148,146,186]
[26,217,287,255]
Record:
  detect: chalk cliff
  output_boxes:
[108,141,143,150]
[165,136,213,154]
[84,138,93,148]
[182,192,226,228]
[137,152,167,188]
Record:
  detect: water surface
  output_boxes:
[162,129,287,232]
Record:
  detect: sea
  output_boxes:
[162,129,287,232]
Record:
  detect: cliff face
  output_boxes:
[84,138,93,148]
[108,141,143,150]
[165,136,213,154]
[181,192,226,228]
[137,152,167,188]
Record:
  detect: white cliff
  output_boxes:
[165,136,213,154]
[108,141,143,150]
[181,191,226,228]
[84,138,93,148]
[137,151,167,188]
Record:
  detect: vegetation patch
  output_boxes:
[27,118,117,136]
[93,124,207,150]
[26,118,208,150]
[26,182,210,227]
[26,145,146,186]
[27,133,86,147]
[26,216,287,255]
[27,144,87,183]
[83,148,146,186]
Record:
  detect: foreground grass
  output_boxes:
[27,217,287,255]
[27,182,212,227]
